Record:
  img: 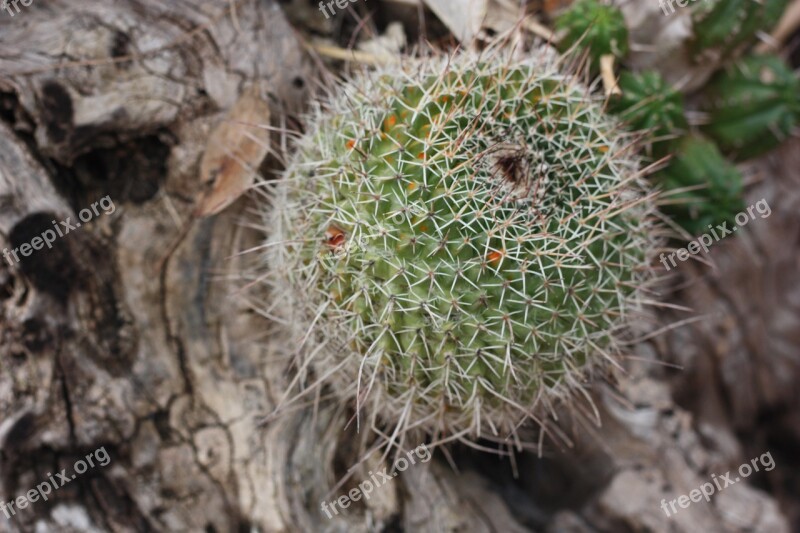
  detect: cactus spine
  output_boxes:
[262,47,660,443]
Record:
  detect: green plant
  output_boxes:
[605,71,743,235]
[263,47,660,443]
[556,0,629,69]
[690,0,789,60]
[608,70,688,158]
[656,134,744,235]
[701,53,799,161]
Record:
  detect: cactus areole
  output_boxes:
[264,48,659,442]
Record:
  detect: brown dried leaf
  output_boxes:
[195,86,271,217]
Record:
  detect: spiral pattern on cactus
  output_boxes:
[262,46,660,443]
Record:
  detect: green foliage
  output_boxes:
[556,0,629,69]
[605,72,750,236]
[264,48,659,441]
[690,0,789,60]
[608,70,688,157]
[656,135,745,235]
[701,54,800,161]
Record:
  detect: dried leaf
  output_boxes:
[422,0,487,43]
[195,87,271,217]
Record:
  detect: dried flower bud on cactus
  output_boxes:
[555,0,629,69]
[701,54,799,161]
[262,46,660,443]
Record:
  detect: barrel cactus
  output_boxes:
[261,46,661,444]
[701,54,799,161]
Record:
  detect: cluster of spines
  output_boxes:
[265,47,659,445]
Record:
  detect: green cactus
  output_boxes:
[701,54,799,161]
[607,70,688,158]
[690,0,789,60]
[263,48,660,442]
[656,134,745,235]
[556,0,629,69]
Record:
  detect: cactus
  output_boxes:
[690,0,789,61]
[700,54,799,161]
[605,71,744,235]
[608,70,688,158]
[262,47,660,443]
[656,134,745,235]
[555,0,629,69]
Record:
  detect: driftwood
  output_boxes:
[0,1,797,532]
